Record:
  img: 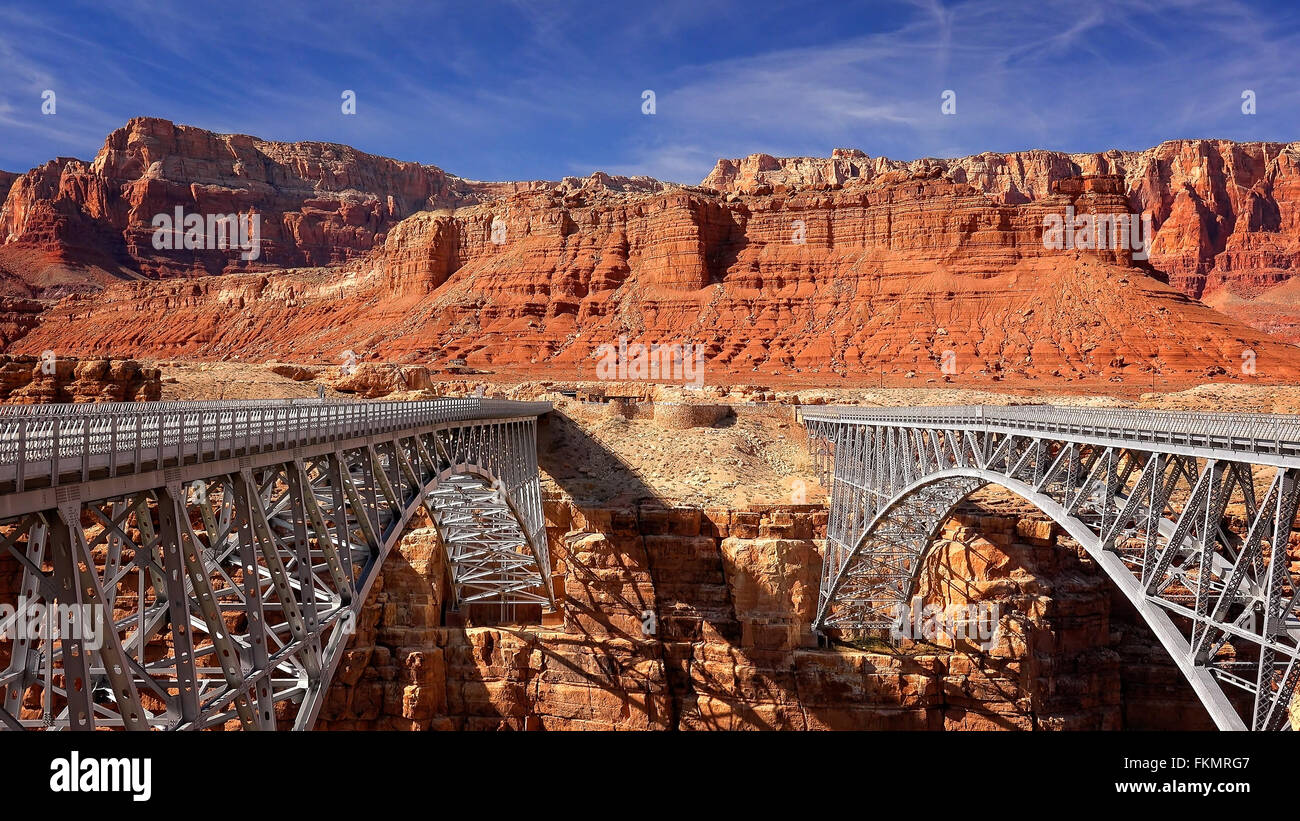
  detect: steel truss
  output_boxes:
[0,399,551,730]
[803,405,1300,730]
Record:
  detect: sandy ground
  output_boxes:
[538,401,820,508]
[155,360,352,400]
[154,358,1300,412]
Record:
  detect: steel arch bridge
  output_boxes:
[802,404,1300,731]
[0,397,552,731]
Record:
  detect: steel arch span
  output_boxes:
[0,398,552,731]
[803,404,1300,731]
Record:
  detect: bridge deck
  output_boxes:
[0,398,552,516]
[0,397,555,730]
[800,404,1300,467]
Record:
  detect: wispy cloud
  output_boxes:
[0,0,1296,183]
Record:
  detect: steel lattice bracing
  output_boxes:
[0,398,551,731]
[802,404,1300,731]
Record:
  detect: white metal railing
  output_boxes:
[0,398,553,491]
[800,404,1300,459]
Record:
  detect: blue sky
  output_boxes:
[1,0,1298,183]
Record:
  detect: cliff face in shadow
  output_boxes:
[318,489,1210,730]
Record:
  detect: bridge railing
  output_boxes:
[800,404,1300,459]
[0,398,553,491]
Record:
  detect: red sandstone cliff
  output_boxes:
[0,117,663,286]
[3,120,1300,383]
[15,162,1299,386]
[706,141,1300,338]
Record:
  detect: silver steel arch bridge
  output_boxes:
[802,404,1300,731]
[0,397,552,731]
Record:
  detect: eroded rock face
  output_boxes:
[319,495,1209,730]
[0,117,565,279]
[0,298,41,348]
[16,165,1298,386]
[4,120,1299,374]
[913,503,1213,730]
[0,354,160,403]
[328,362,435,398]
[705,141,1300,339]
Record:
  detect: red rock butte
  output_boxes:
[3,118,1300,389]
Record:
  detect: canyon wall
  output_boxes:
[0,298,41,348]
[0,117,661,285]
[318,494,1211,731]
[16,165,1299,387]
[706,141,1300,339]
[2,119,1298,383]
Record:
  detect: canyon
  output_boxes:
[3,360,1282,731]
[316,405,1213,731]
[0,120,1296,388]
